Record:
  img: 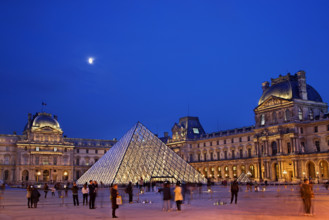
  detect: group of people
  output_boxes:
[26,185,41,208]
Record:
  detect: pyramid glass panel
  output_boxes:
[77,122,206,185]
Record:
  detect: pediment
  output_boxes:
[256,96,292,110]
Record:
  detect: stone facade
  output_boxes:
[167,71,329,183]
[0,112,116,184]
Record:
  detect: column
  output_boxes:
[267,161,271,179]
[278,161,283,179]
[229,166,233,180]
[214,166,219,181]
[277,139,281,154]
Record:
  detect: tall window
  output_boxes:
[77,149,80,153]
[315,141,320,152]
[240,149,243,158]
[231,138,234,143]
[231,150,235,159]
[272,141,277,156]
[210,142,212,146]
[217,140,219,145]
[224,151,227,159]
[64,148,67,152]
[239,137,242,142]
[204,153,207,161]
[298,108,303,120]
[285,109,291,121]
[198,154,201,161]
[210,152,213,160]
[217,152,220,160]
[272,111,277,124]
[190,154,193,162]
[248,149,252,158]
[261,114,266,126]
[224,140,227,144]
[95,150,98,154]
[248,136,250,141]
[35,156,39,165]
[309,109,314,120]
[327,124,329,131]
[300,127,304,134]
[287,143,291,154]
[53,157,57,165]
[86,149,89,153]
[76,158,80,165]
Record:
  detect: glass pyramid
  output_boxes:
[77,122,206,185]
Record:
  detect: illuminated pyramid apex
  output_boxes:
[77,122,206,185]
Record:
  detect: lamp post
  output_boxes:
[316,171,319,184]
[36,171,41,183]
[282,170,287,182]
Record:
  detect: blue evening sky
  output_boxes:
[0,0,329,139]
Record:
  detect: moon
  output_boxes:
[88,57,94,64]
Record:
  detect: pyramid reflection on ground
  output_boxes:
[77,122,206,185]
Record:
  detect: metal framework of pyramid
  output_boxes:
[77,122,206,185]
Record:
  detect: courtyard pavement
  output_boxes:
[0,185,328,219]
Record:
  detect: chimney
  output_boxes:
[164,132,169,137]
[262,81,270,92]
[297,70,308,100]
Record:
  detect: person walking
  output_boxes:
[111,184,119,218]
[163,182,171,211]
[26,185,32,208]
[300,179,314,216]
[174,182,183,211]
[82,183,89,206]
[230,179,239,204]
[126,182,133,203]
[31,186,41,208]
[72,182,79,206]
[88,180,96,209]
[43,183,49,198]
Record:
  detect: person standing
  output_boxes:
[31,186,41,208]
[88,180,96,209]
[300,179,314,216]
[126,182,133,203]
[111,184,119,218]
[72,182,79,206]
[174,182,183,211]
[43,183,49,198]
[163,182,171,211]
[230,179,239,204]
[26,185,32,208]
[82,183,89,206]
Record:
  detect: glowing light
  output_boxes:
[88,57,94,64]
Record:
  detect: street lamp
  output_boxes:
[64,171,68,181]
[282,170,287,182]
[36,171,41,183]
[316,171,319,183]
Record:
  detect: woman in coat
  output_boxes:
[174,182,183,211]
[111,184,119,218]
[31,187,41,208]
[162,182,171,211]
[26,185,32,208]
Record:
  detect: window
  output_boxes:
[315,141,320,152]
[77,149,80,153]
[217,140,219,145]
[95,158,98,163]
[248,136,250,141]
[287,143,291,154]
[210,152,213,160]
[86,149,89,153]
[224,151,227,160]
[224,140,226,145]
[35,156,39,165]
[284,109,291,121]
[24,146,27,151]
[36,147,39,151]
[204,153,207,161]
[104,150,106,154]
[190,154,193,162]
[197,143,200,148]
[54,147,57,152]
[240,149,243,158]
[309,109,314,120]
[298,108,303,120]
[248,149,251,158]
[198,154,201,161]
[327,125,329,131]
[272,111,277,124]
[95,150,98,154]
[239,137,242,142]
[210,142,212,146]
[217,152,220,160]
[76,158,80,166]
[261,114,266,126]
[232,150,235,159]
[53,157,57,165]
[272,142,277,156]
[231,138,234,143]
[314,126,318,133]
[300,128,304,134]
[64,148,67,152]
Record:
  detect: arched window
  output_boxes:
[284,109,291,121]
[298,108,303,121]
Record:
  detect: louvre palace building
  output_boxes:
[1,71,329,184]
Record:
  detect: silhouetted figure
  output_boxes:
[82,183,89,206]
[163,182,171,211]
[26,185,32,208]
[31,187,41,208]
[89,180,96,209]
[43,183,49,198]
[230,180,239,204]
[111,184,119,218]
[126,182,133,203]
[72,182,79,206]
[300,179,314,215]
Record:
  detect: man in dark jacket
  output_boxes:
[31,187,41,208]
[300,179,314,215]
[88,180,96,209]
[230,179,239,204]
[126,182,133,203]
[72,182,79,206]
[163,182,171,211]
[111,184,119,218]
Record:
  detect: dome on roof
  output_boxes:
[32,113,61,130]
[258,74,323,106]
